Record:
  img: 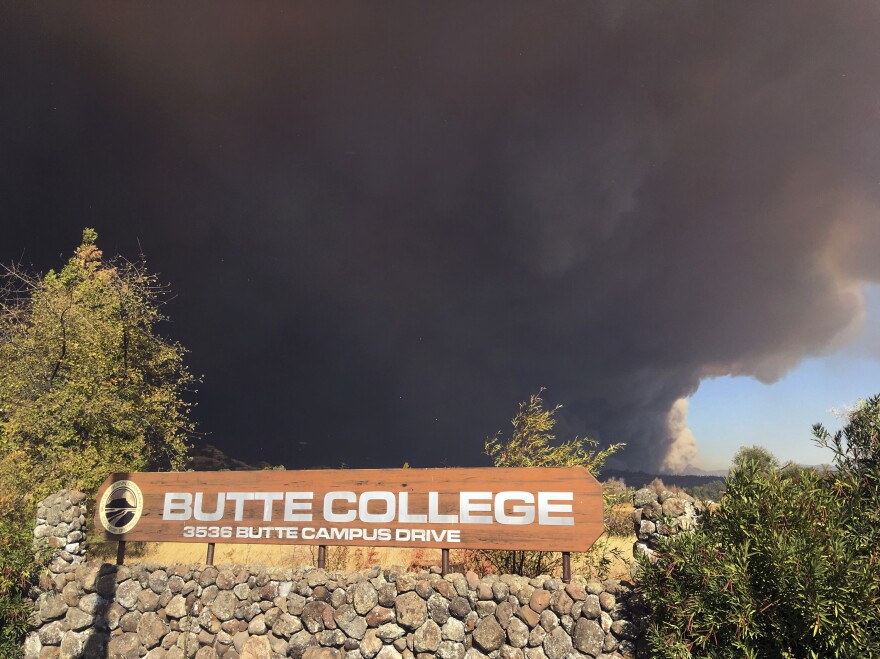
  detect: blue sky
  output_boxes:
[689,285,880,470]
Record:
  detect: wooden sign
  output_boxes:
[95,467,604,551]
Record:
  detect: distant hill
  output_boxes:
[600,468,725,490]
[187,443,275,471]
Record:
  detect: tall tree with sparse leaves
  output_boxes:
[0,229,195,513]
[483,389,624,576]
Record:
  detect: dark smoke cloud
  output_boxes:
[2,2,879,470]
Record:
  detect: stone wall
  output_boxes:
[26,489,706,659]
[629,488,703,562]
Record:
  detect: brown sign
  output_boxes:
[95,467,604,551]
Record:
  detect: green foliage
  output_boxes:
[638,395,880,658]
[687,479,725,503]
[0,512,49,658]
[482,390,625,577]
[0,229,195,512]
[731,444,780,473]
[485,390,624,471]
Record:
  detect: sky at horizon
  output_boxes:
[689,285,880,470]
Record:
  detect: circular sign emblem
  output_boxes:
[99,480,143,534]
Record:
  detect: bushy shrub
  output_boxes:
[0,513,48,658]
[637,395,880,658]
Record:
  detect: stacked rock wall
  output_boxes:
[28,488,710,659]
[629,488,703,562]
[26,560,645,659]
[32,491,89,572]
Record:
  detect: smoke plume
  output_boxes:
[1,2,879,470]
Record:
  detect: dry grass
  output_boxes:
[93,535,637,580]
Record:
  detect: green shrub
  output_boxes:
[637,395,880,658]
[0,513,47,658]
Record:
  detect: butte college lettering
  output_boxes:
[95,467,604,552]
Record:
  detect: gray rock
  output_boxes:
[473,616,505,653]
[59,630,85,659]
[428,594,450,624]
[38,621,66,646]
[542,627,572,659]
[524,649,547,659]
[376,623,406,641]
[213,591,239,621]
[290,630,320,659]
[149,570,169,594]
[436,641,466,659]
[288,592,307,615]
[165,594,189,619]
[240,635,273,658]
[441,618,465,643]
[602,633,618,653]
[516,605,540,629]
[528,626,545,648]
[335,604,368,640]
[464,649,488,659]
[632,488,657,508]
[395,592,427,630]
[303,649,343,659]
[318,629,346,646]
[449,596,471,618]
[274,612,304,638]
[528,591,551,614]
[138,588,161,612]
[61,582,80,608]
[24,632,41,659]
[505,618,529,649]
[495,601,514,629]
[303,601,331,633]
[581,595,600,620]
[539,611,558,632]
[377,584,397,608]
[549,592,572,617]
[499,646,524,659]
[65,607,94,631]
[365,606,394,627]
[573,619,604,656]
[40,594,68,621]
[108,632,141,659]
[248,613,267,634]
[195,647,218,659]
[597,593,615,613]
[198,567,219,588]
[351,581,379,615]
[609,620,637,641]
[375,646,402,659]
[116,580,143,610]
[413,620,441,653]
[138,611,170,649]
[359,630,382,659]
[216,570,236,590]
[475,601,497,617]
[331,588,348,609]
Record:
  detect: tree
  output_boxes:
[730,444,779,473]
[0,229,195,513]
[638,395,880,658]
[482,389,624,576]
